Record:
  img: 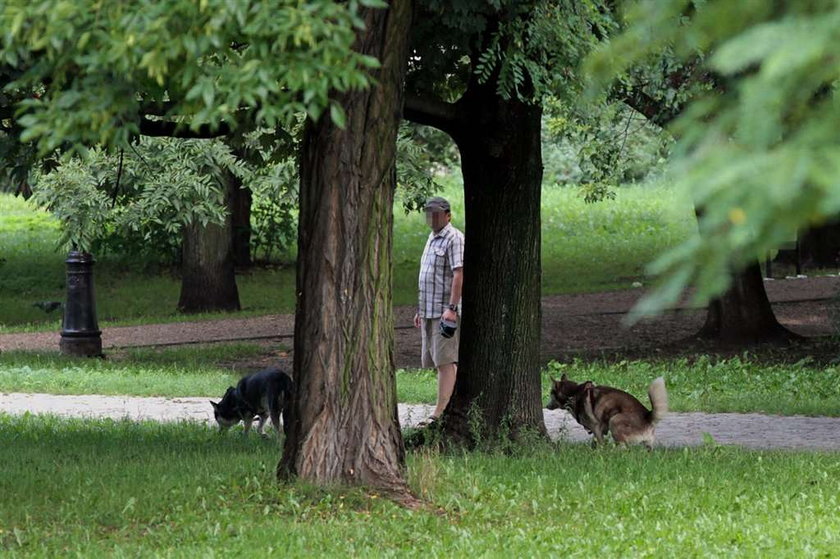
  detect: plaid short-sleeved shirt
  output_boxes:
[418,223,464,319]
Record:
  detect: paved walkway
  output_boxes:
[1,392,839,452]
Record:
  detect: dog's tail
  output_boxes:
[647,377,668,424]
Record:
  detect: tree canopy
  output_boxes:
[1,0,382,153]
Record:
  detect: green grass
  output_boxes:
[540,181,695,293]
[2,345,839,416]
[544,356,840,417]
[0,345,264,397]
[1,415,838,556]
[0,345,435,403]
[0,179,695,331]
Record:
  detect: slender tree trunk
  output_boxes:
[177,170,241,313]
[697,261,797,343]
[231,182,252,268]
[440,79,546,444]
[279,1,416,501]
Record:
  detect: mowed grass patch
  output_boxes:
[0,345,267,397]
[0,194,298,331]
[540,181,696,293]
[1,180,695,330]
[393,179,697,302]
[0,345,429,404]
[0,194,65,328]
[0,415,838,556]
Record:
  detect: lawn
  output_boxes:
[0,179,695,331]
[2,345,839,416]
[1,415,838,556]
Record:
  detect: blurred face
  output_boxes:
[425,210,450,232]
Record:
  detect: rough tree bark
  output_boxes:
[177,169,241,313]
[279,0,416,501]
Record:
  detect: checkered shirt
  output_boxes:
[418,223,464,318]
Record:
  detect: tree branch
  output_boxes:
[139,117,232,139]
[403,94,458,135]
[613,84,682,128]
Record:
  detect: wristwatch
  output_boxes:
[447,304,458,312]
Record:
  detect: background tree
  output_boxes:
[586,0,840,336]
[1,0,379,312]
[29,140,241,311]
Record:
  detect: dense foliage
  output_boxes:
[586,0,840,313]
[28,136,301,261]
[0,0,382,153]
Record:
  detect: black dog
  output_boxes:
[210,368,293,437]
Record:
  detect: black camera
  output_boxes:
[439,318,457,339]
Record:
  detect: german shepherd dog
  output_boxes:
[210,368,293,437]
[546,374,668,448]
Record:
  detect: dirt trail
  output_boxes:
[2,275,838,368]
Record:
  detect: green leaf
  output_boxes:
[329,103,347,129]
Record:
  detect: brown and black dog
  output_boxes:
[546,374,668,448]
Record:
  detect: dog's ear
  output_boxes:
[210,401,218,408]
[560,373,568,381]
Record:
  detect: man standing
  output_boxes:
[413,196,464,425]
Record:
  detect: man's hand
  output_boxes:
[442,308,457,323]
[413,312,421,328]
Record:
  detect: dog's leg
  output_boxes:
[256,415,268,437]
[579,383,605,448]
[242,417,254,437]
[590,425,606,448]
[271,392,290,437]
[269,410,281,436]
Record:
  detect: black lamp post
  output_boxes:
[60,251,102,357]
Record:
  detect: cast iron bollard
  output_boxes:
[60,251,102,357]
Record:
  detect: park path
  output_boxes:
[1,392,839,452]
[2,275,840,452]
[2,275,839,368]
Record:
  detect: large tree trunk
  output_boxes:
[177,170,240,313]
[279,1,415,500]
[697,261,797,343]
[440,79,546,444]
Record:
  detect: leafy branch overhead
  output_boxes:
[30,134,304,258]
[1,0,385,153]
[585,0,840,315]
